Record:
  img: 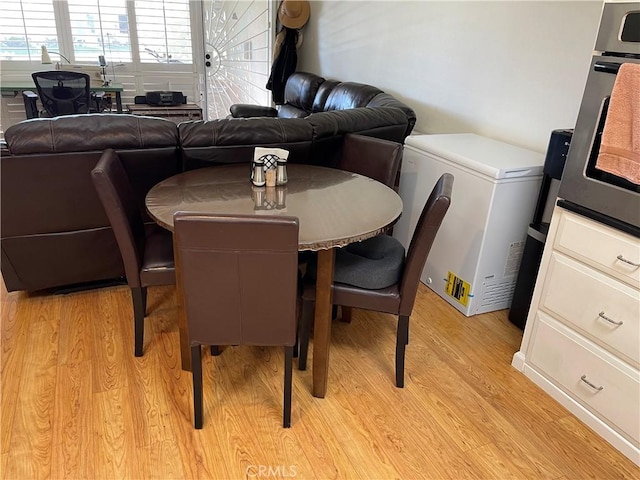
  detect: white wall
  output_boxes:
[297,1,604,153]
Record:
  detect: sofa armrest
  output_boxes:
[22,90,39,119]
[229,104,278,118]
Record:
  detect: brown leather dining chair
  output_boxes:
[300,133,404,321]
[173,213,300,429]
[298,173,453,388]
[334,133,404,323]
[338,133,403,190]
[91,148,175,357]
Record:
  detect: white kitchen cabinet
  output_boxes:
[513,205,640,465]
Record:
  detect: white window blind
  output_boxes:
[135,0,192,64]
[0,1,193,65]
[67,0,132,63]
[0,0,57,61]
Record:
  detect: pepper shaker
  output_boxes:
[276,160,288,185]
[251,158,265,186]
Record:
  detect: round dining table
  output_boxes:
[146,163,403,398]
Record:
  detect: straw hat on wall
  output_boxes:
[278,0,310,29]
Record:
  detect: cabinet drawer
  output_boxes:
[541,252,640,368]
[529,313,640,446]
[554,210,640,288]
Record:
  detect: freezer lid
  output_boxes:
[405,133,545,179]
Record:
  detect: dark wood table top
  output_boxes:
[145,163,403,251]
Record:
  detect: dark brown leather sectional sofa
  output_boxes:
[1,115,180,292]
[1,72,415,292]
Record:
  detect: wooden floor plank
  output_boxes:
[92,387,142,479]
[89,288,131,393]
[50,361,94,480]
[0,289,27,455]
[3,308,60,480]
[1,280,638,479]
[57,291,93,366]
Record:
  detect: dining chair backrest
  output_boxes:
[91,148,146,288]
[92,148,175,357]
[32,70,92,117]
[174,213,299,347]
[174,212,300,428]
[398,172,453,315]
[338,133,403,189]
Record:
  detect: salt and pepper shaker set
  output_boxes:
[251,158,287,187]
[251,153,288,209]
[252,184,287,210]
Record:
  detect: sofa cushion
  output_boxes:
[312,79,340,113]
[178,117,313,147]
[229,104,278,118]
[307,107,409,139]
[4,114,178,155]
[277,104,309,118]
[323,82,383,111]
[283,72,325,113]
[178,117,315,168]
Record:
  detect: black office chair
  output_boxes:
[23,71,103,118]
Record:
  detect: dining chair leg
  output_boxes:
[192,345,203,429]
[340,306,353,323]
[395,315,409,388]
[297,299,313,370]
[210,346,221,356]
[283,346,293,428]
[293,334,299,359]
[292,299,301,358]
[131,286,148,357]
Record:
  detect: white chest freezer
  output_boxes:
[393,133,544,316]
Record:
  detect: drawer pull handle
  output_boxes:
[616,254,640,267]
[598,311,623,326]
[580,375,603,392]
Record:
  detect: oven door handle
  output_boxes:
[594,61,621,74]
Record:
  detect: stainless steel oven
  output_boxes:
[558,2,640,237]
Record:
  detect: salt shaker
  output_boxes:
[251,158,265,186]
[276,160,288,185]
[276,186,287,209]
[251,185,265,209]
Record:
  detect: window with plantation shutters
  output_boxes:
[67,0,132,63]
[135,0,192,64]
[0,0,193,65]
[0,0,57,61]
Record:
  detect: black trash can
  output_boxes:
[508,129,572,329]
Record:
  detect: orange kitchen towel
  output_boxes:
[595,62,640,185]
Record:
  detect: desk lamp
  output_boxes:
[41,45,70,70]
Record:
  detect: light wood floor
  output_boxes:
[1,280,638,479]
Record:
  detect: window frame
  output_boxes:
[0,0,195,68]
